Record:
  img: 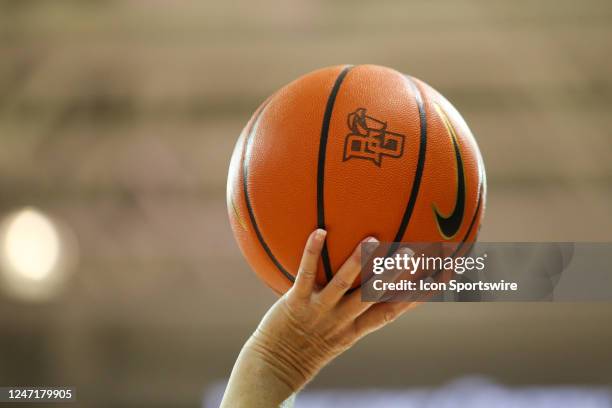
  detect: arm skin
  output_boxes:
[220,229,416,408]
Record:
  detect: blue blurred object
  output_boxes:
[204,377,612,408]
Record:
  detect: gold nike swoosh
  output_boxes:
[432,102,466,240]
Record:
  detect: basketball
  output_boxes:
[227,64,486,295]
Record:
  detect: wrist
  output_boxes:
[246,327,328,392]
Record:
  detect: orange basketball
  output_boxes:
[227,65,486,295]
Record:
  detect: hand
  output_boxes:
[221,229,417,407]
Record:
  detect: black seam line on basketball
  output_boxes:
[317,65,353,283]
[242,100,295,283]
[388,76,428,256]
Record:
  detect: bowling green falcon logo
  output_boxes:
[343,108,405,166]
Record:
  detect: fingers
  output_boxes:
[353,301,419,337]
[292,229,327,298]
[317,236,378,307]
[339,246,412,317]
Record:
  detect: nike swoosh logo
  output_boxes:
[432,102,465,239]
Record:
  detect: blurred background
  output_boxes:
[0,0,611,407]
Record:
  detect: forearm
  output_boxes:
[220,335,302,408]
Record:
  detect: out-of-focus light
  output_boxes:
[0,207,78,302]
[2,208,60,281]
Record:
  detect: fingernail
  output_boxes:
[315,229,327,240]
[400,247,415,257]
[362,236,379,257]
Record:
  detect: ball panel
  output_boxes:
[243,65,347,287]
[227,100,293,295]
[399,78,484,254]
[430,82,486,246]
[419,80,487,246]
[322,65,424,281]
